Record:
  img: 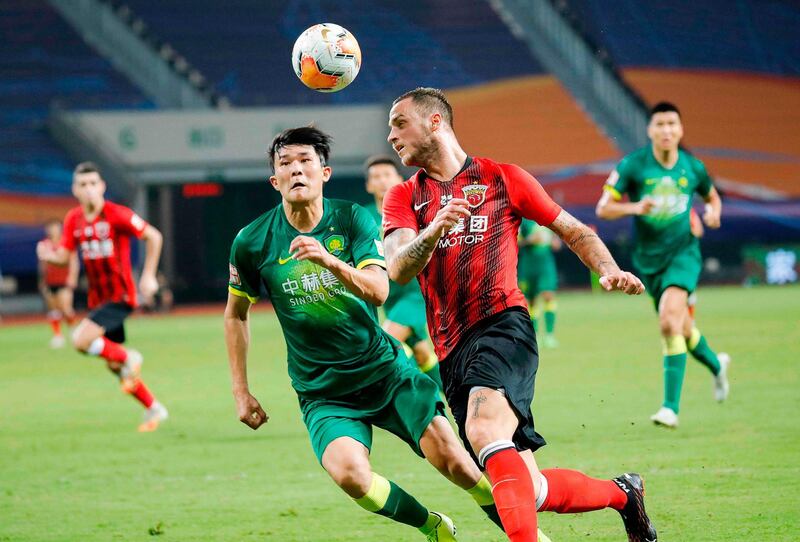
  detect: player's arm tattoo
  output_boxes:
[384,228,437,284]
[548,209,619,276]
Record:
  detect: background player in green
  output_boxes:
[596,101,730,428]
[223,126,551,541]
[517,219,561,348]
[364,155,444,390]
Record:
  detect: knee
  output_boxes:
[432,444,477,484]
[327,458,373,498]
[465,419,497,454]
[658,312,681,337]
[72,330,92,352]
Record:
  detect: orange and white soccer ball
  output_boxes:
[292,23,361,92]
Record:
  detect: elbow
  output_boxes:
[372,291,388,307]
[387,265,410,286]
[595,205,609,220]
[372,275,390,306]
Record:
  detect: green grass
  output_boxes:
[1,286,798,541]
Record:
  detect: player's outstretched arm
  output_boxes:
[595,190,655,220]
[36,242,71,266]
[224,292,268,429]
[288,235,389,305]
[548,209,644,295]
[139,224,163,298]
[702,186,722,229]
[66,251,80,289]
[384,198,471,284]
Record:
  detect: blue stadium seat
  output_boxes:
[564,0,800,75]
[123,0,545,105]
[0,0,153,196]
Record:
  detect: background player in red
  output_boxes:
[382,88,657,542]
[37,219,78,348]
[37,162,168,432]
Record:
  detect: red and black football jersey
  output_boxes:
[61,201,147,309]
[383,157,561,360]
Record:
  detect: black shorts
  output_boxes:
[46,284,67,296]
[440,307,546,465]
[88,302,133,343]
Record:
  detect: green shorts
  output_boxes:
[299,354,445,463]
[518,252,558,299]
[640,243,702,309]
[385,293,429,347]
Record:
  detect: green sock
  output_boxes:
[662,335,688,413]
[544,301,557,335]
[467,475,504,530]
[354,473,429,529]
[687,327,720,376]
[420,355,444,392]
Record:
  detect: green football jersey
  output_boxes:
[606,146,713,274]
[228,198,399,399]
[363,201,425,311]
[518,219,553,266]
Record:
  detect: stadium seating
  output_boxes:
[0,0,152,273]
[0,0,152,197]
[564,0,799,76]
[556,0,800,206]
[122,0,545,105]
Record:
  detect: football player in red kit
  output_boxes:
[38,162,168,432]
[382,88,657,542]
[37,219,78,348]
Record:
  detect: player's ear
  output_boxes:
[430,112,441,132]
[269,176,280,191]
[322,166,332,183]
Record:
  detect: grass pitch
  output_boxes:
[1,285,798,541]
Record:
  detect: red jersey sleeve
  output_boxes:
[106,202,148,238]
[60,209,78,251]
[501,163,561,226]
[382,181,417,237]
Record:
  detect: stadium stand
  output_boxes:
[563,0,800,198]
[122,0,545,105]
[0,0,152,273]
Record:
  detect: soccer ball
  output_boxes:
[292,23,361,92]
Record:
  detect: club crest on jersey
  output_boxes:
[324,234,346,256]
[462,184,488,208]
[95,221,110,239]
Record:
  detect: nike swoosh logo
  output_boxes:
[414,200,431,211]
[278,255,293,265]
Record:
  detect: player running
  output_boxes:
[382,88,657,542]
[37,162,168,432]
[517,219,561,348]
[224,127,554,542]
[37,219,78,348]
[596,102,730,429]
[364,155,444,390]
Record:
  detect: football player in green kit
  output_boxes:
[596,102,730,428]
[517,219,561,348]
[363,155,444,391]
[223,126,552,541]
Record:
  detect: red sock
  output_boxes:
[100,338,128,364]
[484,447,539,541]
[48,317,61,336]
[128,380,155,408]
[540,469,627,513]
